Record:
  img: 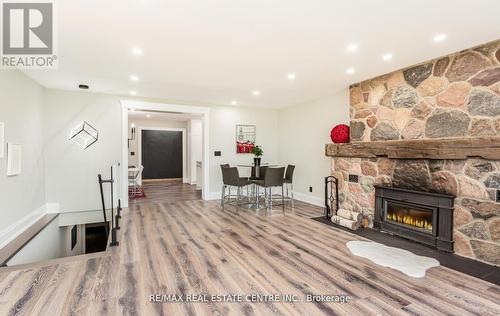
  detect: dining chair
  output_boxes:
[221,166,252,209]
[254,167,285,211]
[220,164,230,203]
[284,165,295,207]
[128,165,144,197]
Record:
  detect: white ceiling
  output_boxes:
[24,0,500,109]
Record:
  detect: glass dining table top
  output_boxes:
[236,163,278,167]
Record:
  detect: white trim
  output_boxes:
[0,203,59,249]
[188,119,203,185]
[120,100,210,202]
[292,191,323,207]
[137,126,188,183]
[121,106,129,207]
[206,191,222,200]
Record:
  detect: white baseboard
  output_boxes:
[205,190,323,207]
[0,203,59,249]
[206,191,222,200]
[292,191,323,207]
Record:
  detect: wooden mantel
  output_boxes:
[325,136,500,160]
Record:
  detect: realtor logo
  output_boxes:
[1,0,57,68]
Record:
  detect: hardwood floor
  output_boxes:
[129,179,202,205]
[1,188,499,315]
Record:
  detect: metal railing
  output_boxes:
[98,162,122,247]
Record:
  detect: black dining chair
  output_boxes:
[221,166,252,209]
[254,167,285,211]
[284,165,295,207]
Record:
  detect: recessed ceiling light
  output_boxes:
[146,114,151,118]
[346,68,355,75]
[433,33,447,43]
[382,53,393,61]
[287,73,296,80]
[131,123,135,127]
[129,75,139,82]
[231,100,238,105]
[131,47,143,56]
[253,91,260,96]
[129,90,137,96]
[346,43,358,52]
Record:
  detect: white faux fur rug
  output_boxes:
[346,241,440,278]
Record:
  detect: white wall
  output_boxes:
[209,106,279,195]
[6,220,85,266]
[0,70,46,232]
[43,90,122,212]
[277,90,350,205]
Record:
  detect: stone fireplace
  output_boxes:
[326,39,500,266]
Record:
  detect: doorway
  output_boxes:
[121,101,210,207]
[141,129,183,180]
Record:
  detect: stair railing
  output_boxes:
[98,162,122,247]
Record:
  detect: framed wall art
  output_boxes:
[236,125,256,153]
[0,122,4,158]
[7,143,22,176]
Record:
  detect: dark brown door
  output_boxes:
[141,130,182,179]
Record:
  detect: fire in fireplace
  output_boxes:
[374,186,454,252]
[386,202,433,231]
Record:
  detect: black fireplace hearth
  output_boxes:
[374,185,454,252]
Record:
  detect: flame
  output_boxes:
[387,212,432,230]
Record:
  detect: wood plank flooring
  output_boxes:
[0,182,499,315]
[129,180,202,205]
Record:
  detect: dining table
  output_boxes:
[236,163,278,178]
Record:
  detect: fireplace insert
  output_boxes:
[374,185,454,252]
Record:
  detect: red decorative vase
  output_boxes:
[330,124,350,143]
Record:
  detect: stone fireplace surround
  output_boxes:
[327,39,500,266]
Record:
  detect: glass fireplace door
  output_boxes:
[384,200,435,234]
